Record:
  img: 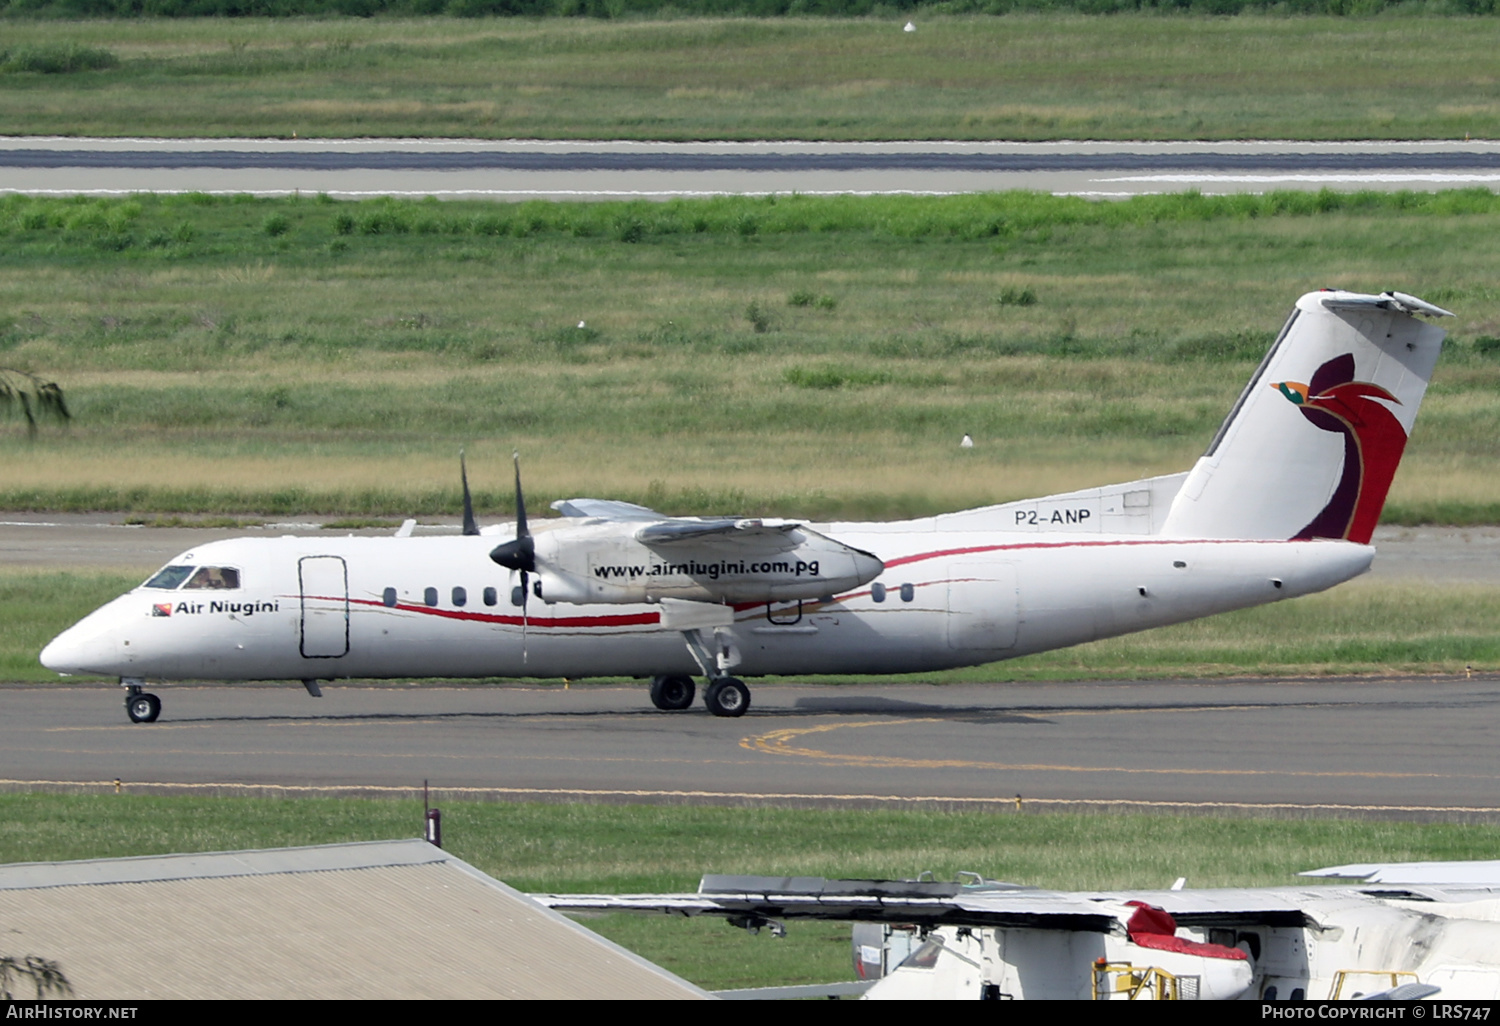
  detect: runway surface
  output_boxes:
[4,676,1499,819]
[5,138,1500,199]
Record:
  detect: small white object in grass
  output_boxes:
[960,433,974,449]
[578,320,586,329]
[904,21,916,32]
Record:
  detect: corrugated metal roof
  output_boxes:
[0,840,707,1000]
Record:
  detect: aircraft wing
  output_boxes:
[537,875,1113,931]
[550,498,664,521]
[551,498,805,545]
[533,875,1327,931]
[635,519,802,545]
[1302,861,1500,887]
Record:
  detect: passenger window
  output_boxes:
[144,565,195,590]
[452,587,467,607]
[424,587,438,607]
[900,583,915,602]
[871,582,886,603]
[483,587,497,607]
[382,587,397,608]
[183,566,239,590]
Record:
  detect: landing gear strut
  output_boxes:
[123,680,161,723]
[679,627,751,718]
[653,602,753,717]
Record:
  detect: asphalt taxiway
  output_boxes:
[4,676,1499,818]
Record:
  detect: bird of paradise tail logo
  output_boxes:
[1271,353,1406,545]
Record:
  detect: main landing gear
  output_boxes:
[123,679,161,723]
[648,673,753,717]
[648,606,753,717]
[704,677,750,717]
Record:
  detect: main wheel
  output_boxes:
[649,674,697,711]
[125,692,161,723]
[704,677,750,718]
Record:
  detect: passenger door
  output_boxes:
[299,555,350,659]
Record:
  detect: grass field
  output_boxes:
[2,190,1499,523]
[3,792,1500,989]
[3,15,1500,140]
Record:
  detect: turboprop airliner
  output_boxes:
[41,289,1452,722]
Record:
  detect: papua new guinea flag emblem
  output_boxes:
[152,603,172,617]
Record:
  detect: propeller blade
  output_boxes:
[491,451,534,662]
[460,448,479,537]
[489,451,536,571]
[512,451,529,540]
[519,568,529,664]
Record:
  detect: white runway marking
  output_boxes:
[1104,173,1500,184]
[0,187,979,198]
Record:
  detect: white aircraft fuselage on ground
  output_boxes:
[40,289,1453,722]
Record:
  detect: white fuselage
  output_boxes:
[40,519,1373,683]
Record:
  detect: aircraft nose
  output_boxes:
[40,629,82,674]
[40,624,99,675]
[40,606,128,676]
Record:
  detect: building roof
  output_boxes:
[0,839,709,1000]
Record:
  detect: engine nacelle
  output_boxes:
[527,521,883,606]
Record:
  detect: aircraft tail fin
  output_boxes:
[1160,290,1450,543]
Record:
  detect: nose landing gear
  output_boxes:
[123,681,162,723]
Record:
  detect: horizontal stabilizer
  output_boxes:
[1320,290,1454,319]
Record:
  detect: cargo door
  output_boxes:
[299,555,349,659]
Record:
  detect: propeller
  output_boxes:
[489,452,535,659]
[460,448,479,537]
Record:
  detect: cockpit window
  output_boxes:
[143,565,196,590]
[183,566,240,590]
[184,564,240,588]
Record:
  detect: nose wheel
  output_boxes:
[125,689,161,723]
